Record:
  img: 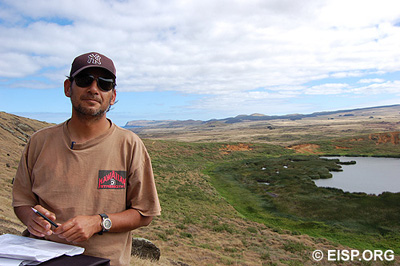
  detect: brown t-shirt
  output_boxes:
[12,120,161,266]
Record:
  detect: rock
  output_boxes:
[168,259,191,266]
[17,123,33,132]
[131,237,160,261]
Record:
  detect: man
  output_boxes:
[12,52,161,266]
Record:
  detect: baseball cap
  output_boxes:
[69,52,116,78]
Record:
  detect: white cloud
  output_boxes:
[1,0,400,118]
[0,53,41,77]
[188,87,305,117]
[305,83,349,95]
[351,80,400,95]
[319,0,400,28]
[358,78,385,84]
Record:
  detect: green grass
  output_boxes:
[142,134,400,262]
[207,154,400,253]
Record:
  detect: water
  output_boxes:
[313,157,400,195]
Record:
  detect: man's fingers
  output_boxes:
[55,217,92,243]
[34,205,57,221]
[28,222,52,237]
[31,211,53,236]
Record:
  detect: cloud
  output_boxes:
[0,53,41,77]
[358,78,385,84]
[351,80,400,95]
[319,0,400,28]
[305,83,349,95]
[1,0,400,119]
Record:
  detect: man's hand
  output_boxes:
[14,205,58,238]
[54,215,102,244]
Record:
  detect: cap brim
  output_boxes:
[71,65,116,79]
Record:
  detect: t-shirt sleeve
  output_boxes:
[126,141,161,217]
[12,141,39,207]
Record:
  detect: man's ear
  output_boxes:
[64,79,71,97]
[110,89,117,105]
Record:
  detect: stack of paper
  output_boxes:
[0,234,84,265]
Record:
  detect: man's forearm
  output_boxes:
[53,208,153,243]
[107,208,153,233]
[15,205,153,243]
[14,206,31,226]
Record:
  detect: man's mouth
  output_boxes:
[82,97,101,104]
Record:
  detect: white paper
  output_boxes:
[0,257,24,266]
[0,234,84,265]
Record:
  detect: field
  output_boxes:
[128,105,400,146]
[1,107,400,265]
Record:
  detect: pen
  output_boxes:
[31,207,58,228]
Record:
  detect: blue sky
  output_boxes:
[1,0,400,126]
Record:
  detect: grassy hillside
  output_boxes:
[1,111,399,265]
[0,112,50,235]
[142,141,353,265]
[208,155,400,253]
[134,137,400,265]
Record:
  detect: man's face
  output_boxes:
[65,68,116,120]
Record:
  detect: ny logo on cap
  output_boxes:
[87,54,102,65]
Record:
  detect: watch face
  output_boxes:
[103,218,112,230]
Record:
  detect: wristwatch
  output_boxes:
[98,214,112,235]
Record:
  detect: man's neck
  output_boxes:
[67,114,111,143]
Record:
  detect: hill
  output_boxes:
[0,112,50,235]
[126,105,400,128]
[125,105,400,145]
[1,111,399,265]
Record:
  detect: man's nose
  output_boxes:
[87,79,100,93]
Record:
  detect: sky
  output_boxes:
[1,0,400,126]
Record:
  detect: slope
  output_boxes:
[0,112,397,265]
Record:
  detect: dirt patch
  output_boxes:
[349,138,365,142]
[286,144,321,154]
[335,146,350,149]
[369,132,400,145]
[219,143,252,154]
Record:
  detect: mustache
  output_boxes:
[80,95,101,102]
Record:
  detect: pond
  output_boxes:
[313,157,400,195]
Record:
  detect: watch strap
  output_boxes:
[98,213,110,235]
[100,213,108,220]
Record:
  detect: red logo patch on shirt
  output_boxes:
[98,170,127,189]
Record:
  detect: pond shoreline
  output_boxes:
[315,156,400,195]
